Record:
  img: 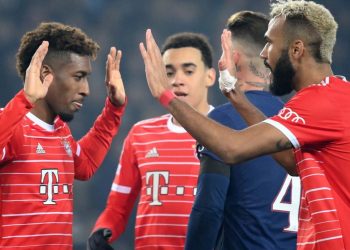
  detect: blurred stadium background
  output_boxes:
[0,0,348,249]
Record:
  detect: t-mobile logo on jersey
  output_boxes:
[146,171,169,206]
[146,171,197,206]
[39,169,69,205]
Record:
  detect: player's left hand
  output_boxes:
[219,29,239,76]
[105,47,126,106]
[87,228,114,250]
[218,29,246,104]
[139,29,170,100]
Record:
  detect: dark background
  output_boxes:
[0,0,348,249]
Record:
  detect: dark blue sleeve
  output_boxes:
[185,155,230,250]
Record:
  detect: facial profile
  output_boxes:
[265,49,295,96]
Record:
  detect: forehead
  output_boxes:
[53,53,92,73]
[265,15,285,41]
[162,47,203,67]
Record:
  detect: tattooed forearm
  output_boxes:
[276,139,293,150]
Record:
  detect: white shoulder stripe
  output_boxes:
[263,119,300,148]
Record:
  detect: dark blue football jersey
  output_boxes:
[186,91,299,250]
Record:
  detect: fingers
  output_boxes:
[218,33,227,71]
[105,54,111,84]
[105,47,121,84]
[27,41,49,76]
[115,49,122,71]
[145,29,162,63]
[109,47,117,59]
[32,41,49,66]
[222,30,232,64]
[219,29,232,71]
[139,42,147,61]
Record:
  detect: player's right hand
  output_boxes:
[24,41,53,104]
[87,228,114,250]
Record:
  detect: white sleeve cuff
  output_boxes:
[263,119,300,148]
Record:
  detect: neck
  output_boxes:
[294,63,333,91]
[240,73,268,92]
[30,100,55,124]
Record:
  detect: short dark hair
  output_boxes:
[16,22,100,80]
[227,11,269,54]
[161,32,213,68]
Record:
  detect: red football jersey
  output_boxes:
[265,76,350,250]
[0,90,125,249]
[94,113,208,249]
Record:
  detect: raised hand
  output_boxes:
[218,30,247,105]
[105,47,126,106]
[218,29,239,74]
[139,29,169,99]
[24,41,53,104]
[218,29,239,93]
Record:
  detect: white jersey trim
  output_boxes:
[263,119,300,148]
[26,112,55,132]
[76,143,81,156]
[111,183,131,194]
[167,105,214,133]
[1,147,5,160]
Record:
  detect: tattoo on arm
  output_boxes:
[276,139,293,150]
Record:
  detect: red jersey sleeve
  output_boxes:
[0,90,33,161]
[74,97,126,180]
[264,84,344,148]
[93,126,141,242]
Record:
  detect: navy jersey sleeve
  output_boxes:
[185,154,230,250]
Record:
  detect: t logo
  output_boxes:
[146,171,169,206]
[39,169,61,205]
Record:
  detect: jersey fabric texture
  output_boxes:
[186,91,299,250]
[93,111,213,249]
[265,76,350,250]
[0,90,126,250]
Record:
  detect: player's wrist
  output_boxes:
[159,89,176,108]
[23,90,37,105]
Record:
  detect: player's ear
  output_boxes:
[206,67,216,87]
[290,40,305,60]
[40,65,53,83]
